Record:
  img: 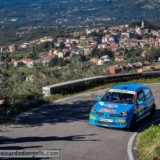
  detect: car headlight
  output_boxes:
[91,107,96,114]
[120,111,128,117]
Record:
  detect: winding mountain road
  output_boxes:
[0,84,160,160]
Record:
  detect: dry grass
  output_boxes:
[137,125,160,160]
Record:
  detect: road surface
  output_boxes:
[0,84,160,160]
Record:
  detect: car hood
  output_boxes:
[94,101,134,114]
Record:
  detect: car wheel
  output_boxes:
[149,105,156,119]
[129,116,137,131]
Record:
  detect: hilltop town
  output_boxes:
[1,21,160,75]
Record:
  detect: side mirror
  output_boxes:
[137,101,144,105]
[97,96,102,101]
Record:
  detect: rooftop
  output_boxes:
[112,83,147,92]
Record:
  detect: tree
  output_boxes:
[59,42,65,50]
[29,46,38,60]
[0,64,19,107]
[91,48,99,57]
[0,53,11,62]
[147,48,160,61]
[35,42,54,53]
[91,48,114,59]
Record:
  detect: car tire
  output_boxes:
[149,104,156,119]
[129,115,137,131]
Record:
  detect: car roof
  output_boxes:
[112,83,147,92]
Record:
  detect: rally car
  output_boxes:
[89,84,156,129]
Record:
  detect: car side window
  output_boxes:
[143,88,153,100]
[137,90,145,102]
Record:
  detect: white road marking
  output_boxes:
[127,132,137,160]
[127,119,160,160]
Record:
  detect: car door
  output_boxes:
[143,88,154,115]
[136,89,146,120]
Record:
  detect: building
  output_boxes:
[20,43,30,49]
[53,50,64,58]
[13,61,24,67]
[143,61,151,66]
[132,62,143,69]
[137,66,151,73]
[26,74,35,82]
[0,99,4,106]
[107,65,123,75]
[90,57,98,65]
[115,56,125,62]
[141,21,145,29]
[151,65,160,71]
[0,46,8,53]
[39,37,53,43]
[27,61,35,68]
[20,57,33,65]
[123,63,133,71]
[8,44,18,53]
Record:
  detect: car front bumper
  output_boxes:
[89,113,130,129]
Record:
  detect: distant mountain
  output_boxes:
[0,0,160,30]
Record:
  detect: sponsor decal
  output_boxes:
[108,104,118,108]
[100,108,116,113]
[118,120,126,123]
[90,115,96,120]
[100,108,106,112]
[100,118,113,123]
[109,89,135,94]
[99,102,118,108]
[109,109,116,113]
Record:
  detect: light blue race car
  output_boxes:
[89,84,156,129]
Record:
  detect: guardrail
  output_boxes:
[42,71,160,97]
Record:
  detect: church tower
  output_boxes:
[141,21,145,28]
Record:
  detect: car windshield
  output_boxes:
[102,91,135,104]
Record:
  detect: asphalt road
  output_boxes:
[0,84,160,160]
